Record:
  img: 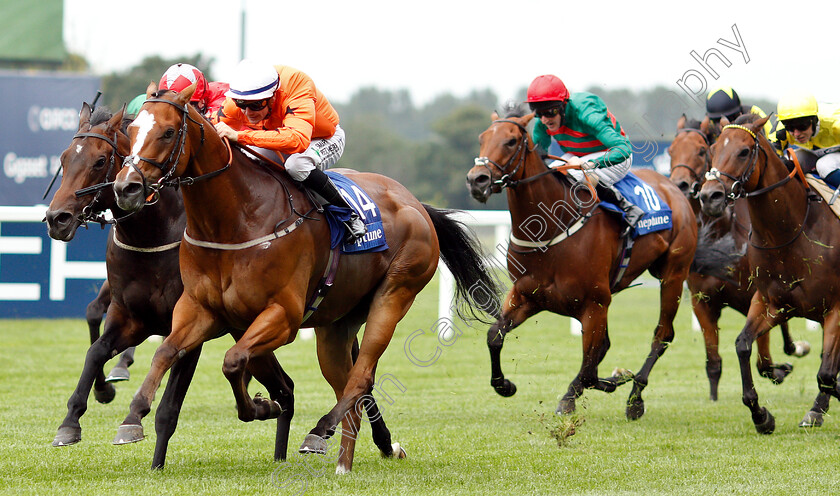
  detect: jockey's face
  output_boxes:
[536,107,563,132]
[790,126,814,144]
[235,97,272,124]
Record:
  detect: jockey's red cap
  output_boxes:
[526,75,570,104]
[159,63,208,104]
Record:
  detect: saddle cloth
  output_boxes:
[324,171,389,253]
[805,173,840,219]
[598,171,673,238]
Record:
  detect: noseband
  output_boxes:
[704,124,763,202]
[65,128,125,225]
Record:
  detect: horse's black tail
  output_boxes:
[690,220,745,281]
[423,204,502,323]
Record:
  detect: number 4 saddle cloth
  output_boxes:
[324,171,389,253]
[599,171,673,238]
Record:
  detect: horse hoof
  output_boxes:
[112,424,145,445]
[556,397,576,415]
[299,433,328,455]
[798,410,823,428]
[626,397,645,420]
[759,363,794,385]
[52,426,82,447]
[491,378,517,397]
[754,407,775,434]
[382,442,407,459]
[105,367,130,383]
[253,394,283,420]
[93,383,116,404]
[611,367,635,386]
[792,340,811,358]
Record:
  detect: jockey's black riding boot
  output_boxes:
[596,183,644,238]
[302,169,366,242]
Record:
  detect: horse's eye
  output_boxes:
[163,128,175,139]
[506,138,517,147]
[93,156,107,169]
[738,148,750,159]
[698,148,706,157]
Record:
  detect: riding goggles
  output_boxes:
[234,98,270,111]
[535,107,562,118]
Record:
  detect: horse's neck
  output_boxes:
[181,145,298,242]
[113,188,185,245]
[746,147,809,243]
[506,156,589,237]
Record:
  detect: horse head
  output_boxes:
[699,114,771,217]
[668,114,713,199]
[114,81,207,213]
[466,111,535,203]
[45,102,129,241]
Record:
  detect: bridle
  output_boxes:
[670,127,711,199]
[121,94,229,197]
[68,128,127,226]
[706,124,814,250]
[473,119,557,189]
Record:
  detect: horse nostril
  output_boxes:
[116,181,143,199]
[676,181,690,194]
[472,174,490,188]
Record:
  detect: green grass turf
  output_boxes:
[0,275,837,495]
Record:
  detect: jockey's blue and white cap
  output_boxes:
[225,59,280,101]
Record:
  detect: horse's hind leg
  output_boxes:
[488,289,538,398]
[800,310,840,428]
[691,297,723,401]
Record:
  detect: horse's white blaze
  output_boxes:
[75,144,83,154]
[126,109,156,180]
[723,137,729,146]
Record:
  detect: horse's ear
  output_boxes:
[178,82,197,106]
[108,104,126,131]
[677,114,687,130]
[753,115,770,133]
[146,81,158,98]
[720,116,730,127]
[700,116,711,134]
[78,102,92,130]
[522,113,534,126]
[491,111,499,121]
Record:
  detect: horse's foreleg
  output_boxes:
[756,321,794,385]
[223,304,294,423]
[246,353,295,461]
[736,293,781,434]
[625,272,684,421]
[691,297,723,401]
[488,289,536,398]
[84,282,112,397]
[151,344,203,469]
[53,312,141,447]
[801,310,840,428]
[114,298,218,446]
[558,300,610,415]
[106,346,137,383]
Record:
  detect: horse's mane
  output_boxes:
[90,106,113,127]
[683,118,703,129]
[733,113,761,125]
[499,100,528,118]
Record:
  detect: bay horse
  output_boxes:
[110,83,499,473]
[699,114,840,433]
[466,109,697,419]
[45,103,188,447]
[668,115,808,401]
